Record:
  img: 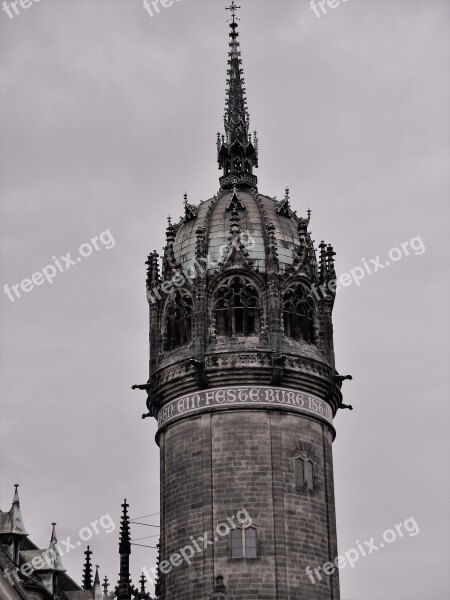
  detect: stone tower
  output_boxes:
[139,4,350,599]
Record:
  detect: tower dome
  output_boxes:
[173,187,310,276]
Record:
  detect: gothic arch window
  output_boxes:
[214,277,260,337]
[231,526,258,559]
[164,290,193,351]
[282,284,315,343]
[295,457,315,492]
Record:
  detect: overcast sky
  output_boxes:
[1,1,449,598]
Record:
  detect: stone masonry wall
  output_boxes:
[159,407,339,600]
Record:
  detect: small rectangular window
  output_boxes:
[245,527,257,559]
[231,528,243,558]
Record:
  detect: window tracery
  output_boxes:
[214,277,260,336]
[164,291,193,351]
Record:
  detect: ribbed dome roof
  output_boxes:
[173,189,305,275]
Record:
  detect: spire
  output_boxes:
[82,546,93,590]
[218,2,258,190]
[224,2,248,145]
[92,565,103,600]
[318,241,327,284]
[146,250,160,290]
[94,565,100,586]
[326,244,337,285]
[9,484,28,536]
[117,499,133,600]
[184,192,198,222]
[277,187,292,217]
[136,573,151,600]
[48,523,65,571]
[162,216,178,280]
[102,576,110,598]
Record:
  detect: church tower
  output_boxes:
[139,4,350,599]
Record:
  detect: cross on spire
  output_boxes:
[226,1,241,23]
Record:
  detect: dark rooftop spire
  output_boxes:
[136,573,151,600]
[102,575,110,597]
[117,499,133,600]
[218,2,258,190]
[82,546,93,590]
[224,1,248,145]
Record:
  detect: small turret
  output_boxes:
[0,484,29,563]
[93,565,103,600]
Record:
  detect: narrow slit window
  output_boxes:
[295,457,305,490]
[295,457,314,491]
[305,460,314,491]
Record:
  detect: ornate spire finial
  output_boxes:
[184,192,198,222]
[277,187,292,217]
[139,573,147,592]
[118,499,133,600]
[226,1,241,24]
[82,546,93,590]
[50,522,57,544]
[119,499,130,554]
[165,216,175,244]
[102,575,110,597]
[146,250,160,290]
[217,2,258,190]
